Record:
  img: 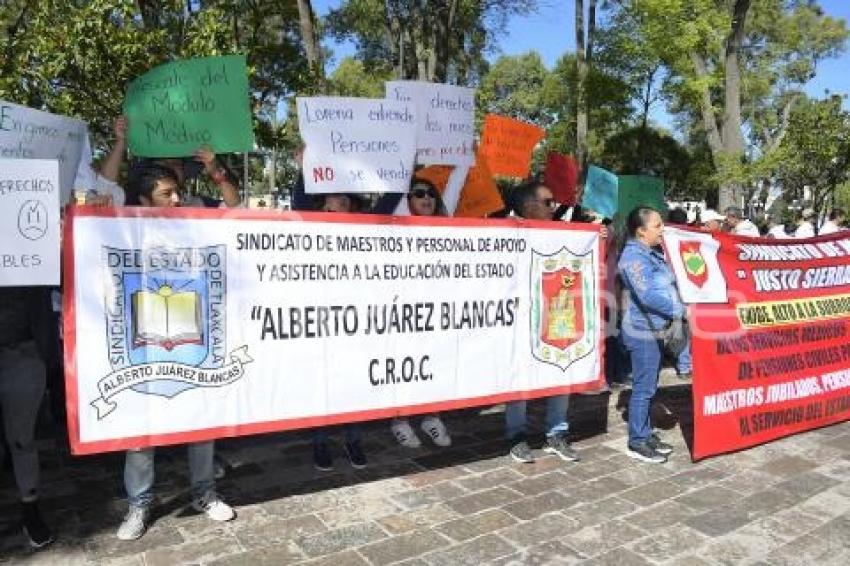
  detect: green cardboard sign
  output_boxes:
[615,175,666,229]
[124,55,254,158]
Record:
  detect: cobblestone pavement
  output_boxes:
[2,372,849,565]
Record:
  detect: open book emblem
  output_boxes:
[530,247,597,371]
[132,285,203,351]
[92,245,251,419]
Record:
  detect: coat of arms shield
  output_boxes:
[530,247,597,371]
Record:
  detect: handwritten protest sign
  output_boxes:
[297,96,418,193]
[124,55,254,157]
[64,208,603,453]
[479,115,545,178]
[0,159,60,286]
[0,100,92,203]
[581,165,618,219]
[385,81,475,166]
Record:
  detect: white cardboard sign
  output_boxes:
[385,81,475,166]
[297,96,418,194]
[0,159,61,286]
[0,100,93,204]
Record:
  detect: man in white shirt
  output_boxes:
[820,208,845,235]
[724,207,760,237]
[795,208,816,239]
[701,209,725,231]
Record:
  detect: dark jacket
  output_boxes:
[0,287,57,362]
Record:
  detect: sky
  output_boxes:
[311,0,850,126]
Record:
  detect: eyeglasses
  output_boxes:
[409,188,439,199]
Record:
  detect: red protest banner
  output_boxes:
[663,226,850,460]
[479,114,545,178]
[543,152,579,204]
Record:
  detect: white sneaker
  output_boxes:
[390,418,422,448]
[192,493,235,522]
[116,506,150,541]
[421,415,452,447]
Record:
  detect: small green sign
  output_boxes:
[124,55,254,158]
[615,175,666,229]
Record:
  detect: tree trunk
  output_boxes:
[575,0,588,169]
[433,0,457,83]
[717,0,750,211]
[296,0,325,91]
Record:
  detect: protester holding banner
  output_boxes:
[148,146,241,208]
[84,116,128,206]
[309,193,370,471]
[389,178,452,449]
[504,181,580,464]
[618,207,684,463]
[116,163,235,541]
[0,287,56,548]
[725,206,760,237]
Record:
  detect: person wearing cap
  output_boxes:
[724,207,760,237]
[701,209,725,232]
[795,208,816,239]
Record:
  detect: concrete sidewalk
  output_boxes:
[1,373,848,565]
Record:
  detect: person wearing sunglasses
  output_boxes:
[505,181,580,464]
[389,179,452,449]
[406,179,448,217]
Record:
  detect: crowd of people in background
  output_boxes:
[4,114,844,551]
[673,203,847,239]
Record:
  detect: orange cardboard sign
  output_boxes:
[413,152,504,218]
[479,114,545,178]
[455,151,504,217]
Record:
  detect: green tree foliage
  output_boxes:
[768,95,850,226]
[0,0,309,150]
[324,0,538,84]
[616,0,848,209]
[327,58,393,97]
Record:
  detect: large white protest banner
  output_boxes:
[385,81,475,166]
[297,97,418,194]
[64,208,603,454]
[0,159,60,286]
[0,100,93,203]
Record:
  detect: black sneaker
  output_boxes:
[627,441,667,464]
[543,434,581,462]
[21,501,53,549]
[648,433,674,455]
[509,436,535,463]
[313,441,334,472]
[344,439,367,469]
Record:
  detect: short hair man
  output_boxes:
[724,207,760,237]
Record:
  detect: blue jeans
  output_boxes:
[677,340,692,374]
[623,333,663,445]
[124,441,215,509]
[505,395,569,440]
[313,424,362,445]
